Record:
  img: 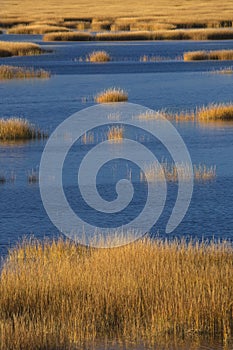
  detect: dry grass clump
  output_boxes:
[140,161,216,182]
[184,49,233,61]
[86,50,111,63]
[107,125,124,142]
[0,65,50,79]
[0,118,45,141]
[0,41,45,57]
[143,104,233,123]
[95,88,128,103]
[196,103,233,121]
[0,238,233,349]
[43,31,92,41]
[7,24,70,34]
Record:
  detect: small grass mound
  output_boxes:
[0,118,45,141]
[0,41,45,57]
[86,50,111,62]
[184,49,233,61]
[0,65,50,79]
[43,31,92,41]
[95,88,128,103]
[7,24,70,34]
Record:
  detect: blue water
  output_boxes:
[0,36,233,257]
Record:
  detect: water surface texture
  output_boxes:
[0,37,233,258]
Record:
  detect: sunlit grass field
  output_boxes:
[0,238,232,349]
[1,0,233,25]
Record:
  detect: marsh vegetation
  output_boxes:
[0,118,46,141]
[0,65,50,79]
[0,239,232,349]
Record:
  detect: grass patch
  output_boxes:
[86,50,111,63]
[95,88,128,103]
[156,103,233,122]
[0,65,50,79]
[140,161,216,182]
[43,31,92,41]
[0,238,233,349]
[7,24,70,34]
[184,49,233,61]
[0,41,45,57]
[0,118,46,141]
[2,1,233,27]
[196,103,233,121]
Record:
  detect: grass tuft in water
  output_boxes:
[95,88,128,103]
[184,49,233,61]
[0,65,50,79]
[0,118,46,141]
[86,50,111,62]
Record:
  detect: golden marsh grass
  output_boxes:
[0,41,45,57]
[184,49,233,61]
[0,65,50,79]
[0,118,45,141]
[197,103,233,121]
[166,104,233,122]
[140,161,216,182]
[41,28,233,42]
[43,31,92,41]
[139,104,233,122]
[0,238,233,349]
[2,0,233,26]
[7,24,71,34]
[95,88,128,103]
[86,50,111,63]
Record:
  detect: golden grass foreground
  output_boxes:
[95,88,128,103]
[184,49,233,61]
[0,118,45,141]
[0,238,233,349]
[0,41,45,57]
[0,65,50,79]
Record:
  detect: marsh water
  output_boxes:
[0,34,233,349]
[1,35,233,256]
